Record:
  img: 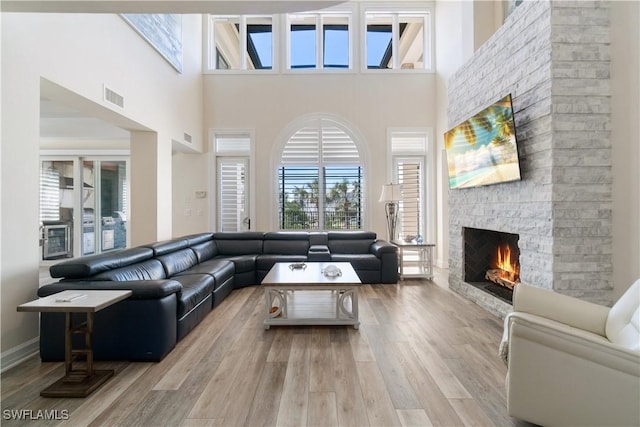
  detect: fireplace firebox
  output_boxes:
[463,227,520,303]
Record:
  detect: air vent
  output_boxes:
[104,86,124,108]
[183,132,193,144]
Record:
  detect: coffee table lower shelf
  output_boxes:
[263,287,360,330]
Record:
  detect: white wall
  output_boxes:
[199,73,437,237]
[172,151,210,236]
[1,12,202,363]
[610,0,640,298]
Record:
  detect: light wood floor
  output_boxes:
[2,269,533,427]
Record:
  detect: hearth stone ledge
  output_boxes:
[451,280,513,319]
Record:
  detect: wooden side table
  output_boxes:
[17,290,132,397]
[391,240,436,280]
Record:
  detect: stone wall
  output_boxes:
[447,0,612,316]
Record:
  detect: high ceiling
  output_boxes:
[1,1,345,14]
[23,1,345,143]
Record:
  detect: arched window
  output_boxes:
[277,117,365,230]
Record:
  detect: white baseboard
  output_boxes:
[1,337,39,373]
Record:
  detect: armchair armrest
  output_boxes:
[37,280,182,300]
[370,240,397,257]
[513,283,610,337]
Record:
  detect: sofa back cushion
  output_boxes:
[143,238,189,256]
[190,241,218,263]
[328,231,376,254]
[91,259,166,281]
[183,233,214,246]
[309,232,329,246]
[606,279,640,351]
[263,232,309,255]
[49,247,154,279]
[214,232,264,255]
[157,248,199,277]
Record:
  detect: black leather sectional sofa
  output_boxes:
[38,231,398,362]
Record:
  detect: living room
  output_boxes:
[2,0,639,425]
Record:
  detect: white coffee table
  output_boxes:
[17,289,132,397]
[261,262,361,330]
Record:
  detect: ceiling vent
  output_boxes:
[104,86,124,109]
[183,132,193,144]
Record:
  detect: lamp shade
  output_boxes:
[379,184,402,202]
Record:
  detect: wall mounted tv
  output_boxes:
[444,94,521,190]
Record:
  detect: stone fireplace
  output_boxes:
[447,1,613,318]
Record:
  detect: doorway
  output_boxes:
[40,157,129,260]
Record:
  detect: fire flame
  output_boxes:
[496,243,520,283]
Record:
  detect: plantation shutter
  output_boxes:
[391,131,427,237]
[278,118,363,230]
[215,132,251,232]
[396,159,422,237]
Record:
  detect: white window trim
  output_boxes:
[386,127,436,244]
[204,14,279,74]
[284,9,356,74]
[209,129,256,232]
[360,1,435,73]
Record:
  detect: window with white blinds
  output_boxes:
[214,132,252,232]
[391,130,427,238]
[278,119,363,230]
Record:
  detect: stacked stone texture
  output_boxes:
[447,0,612,316]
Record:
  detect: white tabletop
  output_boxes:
[391,240,435,248]
[17,290,132,313]
[261,262,361,286]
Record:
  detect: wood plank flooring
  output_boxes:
[2,268,533,426]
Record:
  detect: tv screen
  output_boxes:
[444,94,521,190]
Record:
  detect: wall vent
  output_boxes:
[104,86,124,108]
[183,132,193,144]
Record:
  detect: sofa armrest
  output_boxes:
[513,283,610,337]
[370,240,397,257]
[37,280,182,300]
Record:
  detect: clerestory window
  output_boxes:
[286,13,352,70]
[277,119,364,230]
[365,10,431,71]
[210,15,273,70]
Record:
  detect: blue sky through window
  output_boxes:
[324,27,349,68]
[367,28,392,68]
[248,31,272,68]
[291,26,316,68]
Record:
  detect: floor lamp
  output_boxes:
[379,184,402,242]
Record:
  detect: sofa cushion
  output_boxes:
[190,241,218,263]
[170,274,215,318]
[256,255,307,272]
[220,255,257,274]
[157,248,199,277]
[213,232,264,255]
[177,259,235,290]
[331,254,380,270]
[91,259,167,281]
[328,231,376,254]
[309,232,328,246]
[263,232,309,255]
[143,239,189,256]
[49,247,154,279]
[183,232,214,246]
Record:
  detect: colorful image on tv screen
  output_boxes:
[444,94,521,190]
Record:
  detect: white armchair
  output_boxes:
[500,280,640,427]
